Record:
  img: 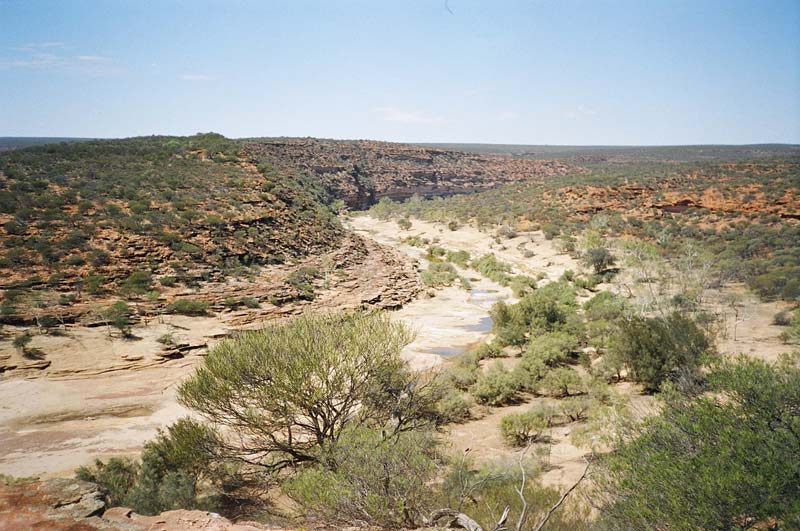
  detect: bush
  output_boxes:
[165,299,209,316]
[472,362,521,406]
[500,410,548,446]
[103,300,134,336]
[509,275,537,297]
[119,270,153,295]
[559,396,591,422]
[178,312,441,471]
[540,368,583,397]
[525,330,580,367]
[397,218,412,230]
[445,249,470,267]
[76,418,219,515]
[437,389,473,423]
[596,357,800,530]
[582,247,616,274]
[611,312,713,392]
[286,266,319,300]
[285,427,438,528]
[421,262,459,288]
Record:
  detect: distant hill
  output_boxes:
[0,137,93,152]
[417,143,800,163]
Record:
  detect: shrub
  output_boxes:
[500,410,548,446]
[559,396,591,422]
[445,364,480,391]
[76,418,219,515]
[397,218,412,230]
[421,262,459,288]
[12,332,33,353]
[159,276,177,287]
[165,299,209,316]
[178,312,441,471]
[582,247,616,274]
[103,301,134,336]
[540,368,583,397]
[120,270,153,295]
[286,266,320,300]
[445,249,470,267]
[509,275,537,297]
[447,220,459,231]
[472,362,521,406]
[285,427,438,528]
[437,389,473,423]
[611,312,712,392]
[472,253,514,285]
[525,330,580,367]
[596,357,800,530]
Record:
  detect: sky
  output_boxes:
[1,0,799,145]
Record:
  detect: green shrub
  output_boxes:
[120,270,153,295]
[540,368,583,397]
[582,247,616,274]
[596,357,800,530]
[509,275,537,297]
[285,427,438,528]
[159,276,177,287]
[397,218,412,230]
[165,299,209,316]
[611,312,713,392]
[103,300,134,336]
[421,261,459,287]
[472,253,514,285]
[437,389,473,423]
[445,249,470,267]
[286,266,320,300]
[500,410,548,446]
[559,396,591,422]
[525,330,580,367]
[472,362,521,406]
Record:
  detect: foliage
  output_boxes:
[582,247,616,275]
[471,362,521,406]
[421,261,460,288]
[611,312,713,391]
[103,300,134,336]
[75,418,220,515]
[286,266,320,300]
[165,299,209,316]
[285,427,439,528]
[596,357,800,530]
[178,312,443,472]
[500,410,549,446]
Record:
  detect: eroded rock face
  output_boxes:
[245,138,584,209]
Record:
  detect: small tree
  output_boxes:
[611,312,712,392]
[104,300,134,337]
[12,332,33,355]
[178,312,441,472]
[582,247,616,275]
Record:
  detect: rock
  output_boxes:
[39,478,107,519]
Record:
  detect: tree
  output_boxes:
[103,300,134,337]
[12,332,33,355]
[178,312,442,472]
[611,312,712,392]
[595,357,800,530]
[582,247,615,275]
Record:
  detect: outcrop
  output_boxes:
[245,138,583,209]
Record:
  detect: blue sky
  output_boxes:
[1,0,798,144]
